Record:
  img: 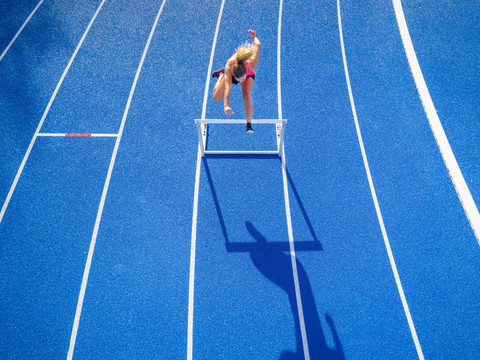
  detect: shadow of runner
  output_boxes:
[244,221,344,360]
[204,158,343,359]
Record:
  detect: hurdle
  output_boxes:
[194,118,287,159]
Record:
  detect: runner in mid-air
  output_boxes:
[212,29,261,133]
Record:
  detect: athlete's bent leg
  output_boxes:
[213,74,225,102]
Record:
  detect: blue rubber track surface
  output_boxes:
[1,0,479,359]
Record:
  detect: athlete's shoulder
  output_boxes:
[226,54,236,66]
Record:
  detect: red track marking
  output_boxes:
[65,133,92,137]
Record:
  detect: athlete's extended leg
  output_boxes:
[213,73,225,102]
[241,77,254,130]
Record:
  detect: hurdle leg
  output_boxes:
[278,122,286,158]
[196,123,205,156]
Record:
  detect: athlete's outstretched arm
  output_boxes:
[248,29,261,71]
[224,64,234,116]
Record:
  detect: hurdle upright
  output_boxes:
[194,118,287,159]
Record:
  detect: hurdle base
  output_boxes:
[204,150,281,156]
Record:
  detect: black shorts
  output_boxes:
[231,74,255,85]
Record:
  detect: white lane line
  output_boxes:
[277,0,283,121]
[392,0,480,244]
[200,0,226,121]
[0,0,45,62]
[281,152,310,360]
[187,1,226,358]
[187,145,203,360]
[337,0,425,358]
[0,0,107,225]
[277,0,309,358]
[66,0,167,358]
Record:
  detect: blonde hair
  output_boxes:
[232,42,256,78]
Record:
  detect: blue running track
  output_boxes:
[1,0,479,359]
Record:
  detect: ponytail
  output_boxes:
[232,42,256,78]
[235,42,256,63]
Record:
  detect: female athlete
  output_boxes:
[212,29,261,133]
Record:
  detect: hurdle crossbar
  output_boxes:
[194,118,287,158]
[195,119,286,124]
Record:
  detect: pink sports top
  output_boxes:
[245,62,255,76]
[232,57,255,76]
